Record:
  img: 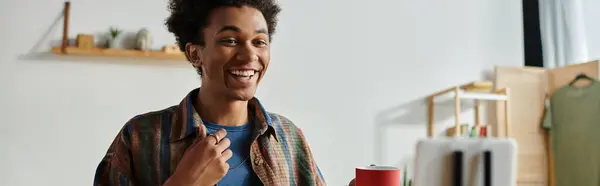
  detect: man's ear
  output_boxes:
[185,43,202,67]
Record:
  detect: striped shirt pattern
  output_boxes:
[93,88,326,186]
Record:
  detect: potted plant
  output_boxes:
[107,27,122,49]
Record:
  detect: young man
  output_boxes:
[93,0,326,185]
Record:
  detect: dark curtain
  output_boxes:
[522,0,544,67]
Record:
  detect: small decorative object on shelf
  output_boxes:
[76,34,94,49]
[135,28,153,51]
[162,44,181,54]
[445,124,491,137]
[107,26,123,49]
[446,123,469,137]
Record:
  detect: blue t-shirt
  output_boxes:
[203,120,263,186]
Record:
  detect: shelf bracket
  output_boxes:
[61,1,71,54]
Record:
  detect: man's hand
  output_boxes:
[348,178,356,186]
[164,129,232,186]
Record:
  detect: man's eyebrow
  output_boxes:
[217,25,269,35]
[217,25,241,33]
[256,28,268,34]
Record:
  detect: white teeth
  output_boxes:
[230,70,256,77]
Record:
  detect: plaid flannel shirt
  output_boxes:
[93,88,326,186]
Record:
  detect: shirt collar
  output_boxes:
[170,88,278,142]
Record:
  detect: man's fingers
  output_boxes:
[205,128,228,145]
[216,138,231,152]
[221,149,233,161]
[204,134,218,145]
[214,128,227,141]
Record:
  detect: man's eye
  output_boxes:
[254,40,268,47]
[220,39,238,45]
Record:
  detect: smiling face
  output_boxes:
[186,6,270,101]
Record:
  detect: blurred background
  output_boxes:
[1,0,599,185]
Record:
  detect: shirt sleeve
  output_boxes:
[296,128,327,186]
[94,125,136,186]
[270,113,327,185]
[542,99,552,130]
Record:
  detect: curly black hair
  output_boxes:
[165,0,281,75]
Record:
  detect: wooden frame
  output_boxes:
[491,61,599,186]
[426,81,510,137]
[52,1,186,61]
[495,66,548,185]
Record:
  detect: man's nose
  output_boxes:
[236,44,259,62]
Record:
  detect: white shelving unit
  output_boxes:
[426,81,510,137]
[432,90,508,102]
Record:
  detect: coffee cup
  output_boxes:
[355,165,401,186]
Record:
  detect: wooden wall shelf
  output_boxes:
[51,47,186,61]
[53,1,186,62]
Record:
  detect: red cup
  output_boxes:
[355,166,401,186]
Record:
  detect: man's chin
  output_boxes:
[229,89,257,101]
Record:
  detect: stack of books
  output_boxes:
[446,124,491,137]
[464,81,493,92]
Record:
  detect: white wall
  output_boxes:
[0,0,523,185]
[583,0,600,60]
